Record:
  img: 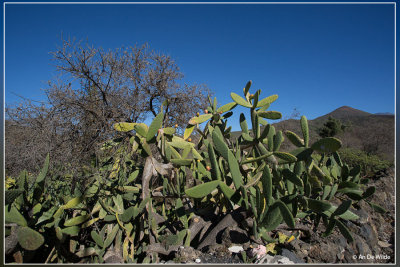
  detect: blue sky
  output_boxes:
[4,3,395,131]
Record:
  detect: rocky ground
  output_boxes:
[158,168,395,264]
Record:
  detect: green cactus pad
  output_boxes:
[64,214,91,227]
[185,180,220,198]
[311,137,342,153]
[5,205,28,226]
[134,123,148,138]
[163,127,176,136]
[217,102,237,113]
[184,124,195,140]
[169,136,194,149]
[35,153,49,184]
[307,199,332,212]
[208,143,221,180]
[285,131,304,147]
[63,196,85,209]
[335,219,354,243]
[189,114,213,125]
[259,124,271,141]
[244,80,252,96]
[332,200,352,217]
[256,94,278,108]
[273,131,284,151]
[273,152,297,163]
[282,169,303,187]
[276,200,295,228]
[5,189,24,206]
[241,152,274,164]
[17,227,44,251]
[103,224,120,248]
[146,111,164,142]
[61,226,80,236]
[261,202,283,231]
[171,159,193,166]
[300,116,309,147]
[231,92,252,108]
[240,113,249,134]
[261,166,273,207]
[258,111,282,120]
[114,122,137,132]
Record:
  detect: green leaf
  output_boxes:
[61,226,80,236]
[323,205,359,220]
[368,202,387,214]
[185,180,220,198]
[311,137,342,153]
[64,215,91,227]
[285,131,304,147]
[241,152,274,164]
[5,189,24,206]
[91,231,104,247]
[243,80,252,97]
[240,113,249,134]
[35,153,49,184]
[134,123,148,137]
[37,206,57,225]
[282,169,303,187]
[322,218,337,237]
[208,143,221,180]
[274,152,297,163]
[276,200,295,228]
[163,127,176,136]
[300,116,309,147]
[261,202,282,231]
[114,122,136,132]
[171,159,193,166]
[189,114,213,125]
[184,124,195,140]
[332,200,352,217]
[5,205,27,226]
[258,111,282,120]
[256,94,278,108]
[146,112,164,142]
[336,219,354,243]
[63,196,85,209]
[218,181,235,200]
[119,206,135,223]
[217,102,237,113]
[17,227,44,251]
[362,186,376,199]
[231,92,252,108]
[307,199,332,212]
[103,224,120,248]
[169,136,194,149]
[261,166,273,206]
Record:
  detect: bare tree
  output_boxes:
[6,37,211,176]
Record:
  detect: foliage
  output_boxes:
[338,148,392,176]
[5,81,383,263]
[318,116,348,138]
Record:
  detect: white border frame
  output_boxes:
[3,1,397,266]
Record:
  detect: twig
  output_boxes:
[45,246,56,264]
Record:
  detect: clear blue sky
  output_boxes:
[4,3,395,131]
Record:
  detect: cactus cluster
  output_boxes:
[5,81,385,263]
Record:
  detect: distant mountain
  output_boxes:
[312,106,371,125]
[375,112,394,116]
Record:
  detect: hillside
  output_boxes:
[232,106,394,162]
